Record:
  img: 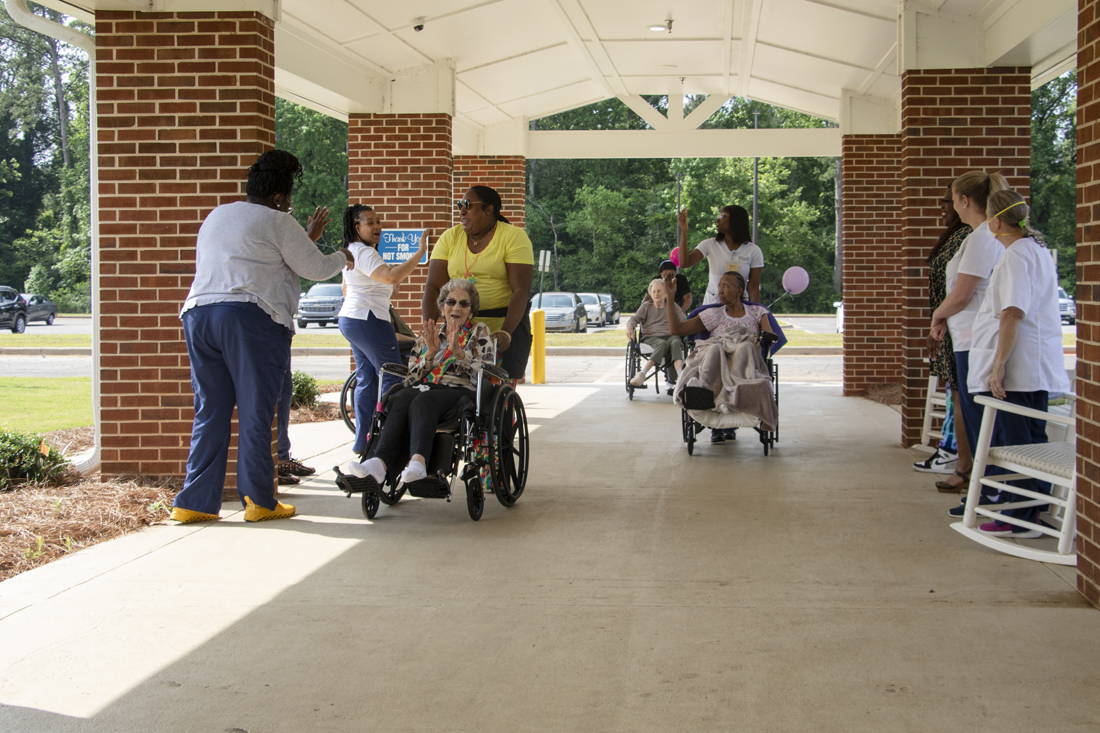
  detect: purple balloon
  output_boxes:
[782,266,809,295]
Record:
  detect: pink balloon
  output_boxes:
[782,266,809,295]
[670,247,680,267]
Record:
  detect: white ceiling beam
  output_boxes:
[984,0,1076,67]
[755,40,877,72]
[801,0,895,23]
[540,0,619,98]
[620,95,670,131]
[738,0,764,97]
[1031,41,1077,88]
[721,0,736,95]
[527,128,841,159]
[858,43,898,95]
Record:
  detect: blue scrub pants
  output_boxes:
[339,312,402,453]
[957,351,1050,522]
[176,303,292,514]
[277,363,292,461]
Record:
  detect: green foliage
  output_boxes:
[1031,72,1076,293]
[0,428,68,490]
[291,370,319,409]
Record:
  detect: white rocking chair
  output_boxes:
[951,393,1077,565]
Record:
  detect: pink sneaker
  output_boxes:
[979,521,1042,539]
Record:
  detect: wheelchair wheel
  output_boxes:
[488,386,529,508]
[465,476,484,521]
[379,478,406,506]
[685,413,696,456]
[625,344,637,399]
[361,491,379,519]
[340,372,356,433]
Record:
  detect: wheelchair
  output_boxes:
[680,326,780,456]
[334,361,529,521]
[625,327,684,399]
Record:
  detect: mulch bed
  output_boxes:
[0,477,179,582]
[863,383,904,406]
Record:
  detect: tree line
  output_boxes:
[0,1,1078,314]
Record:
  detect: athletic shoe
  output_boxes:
[243,496,296,522]
[913,447,958,474]
[280,457,316,476]
[276,464,300,486]
[978,520,1042,539]
[629,372,646,387]
[169,507,219,524]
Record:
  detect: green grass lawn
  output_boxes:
[0,378,93,433]
[0,333,92,347]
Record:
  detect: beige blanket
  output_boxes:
[674,326,777,431]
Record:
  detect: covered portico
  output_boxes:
[11,0,1097,606]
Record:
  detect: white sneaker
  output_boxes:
[913,447,957,474]
[629,372,647,387]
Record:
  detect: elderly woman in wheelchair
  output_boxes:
[336,277,529,520]
[666,271,780,453]
[626,278,686,397]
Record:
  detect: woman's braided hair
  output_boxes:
[245,150,303,198]
[342,204,374,246]
[468,185,510,224]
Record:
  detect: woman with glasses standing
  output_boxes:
[338,204,429,455]
[422,186,534,380]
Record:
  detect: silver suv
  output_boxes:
[296,282,344,328]
[1059,287,1075,325]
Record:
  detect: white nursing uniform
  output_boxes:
[944,222,1003,352]
[967,237,1070,396]
[695,238,764,305]
[339,243,391,321]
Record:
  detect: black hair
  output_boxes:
[245,150,303,199]
[928,187,968,263]
[342,204,375,246]
[658,260,676,272]
[720,270,746,297]
[468,185,510,224]
[716,205,751,245]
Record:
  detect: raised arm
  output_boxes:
[369,230,430,285]
[678,208,705,269]
[663,280,705,337]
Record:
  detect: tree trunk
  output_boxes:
[47,35,69,169]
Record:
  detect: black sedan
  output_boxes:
[21,294,58,325]
[0,286,28,333]
[598,293,620,324]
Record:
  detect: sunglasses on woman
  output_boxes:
[444,299,471,308]
[454,200,485,211]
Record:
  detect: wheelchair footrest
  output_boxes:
[404,474,451,499]
[683,386,716,411]
[333,467,380,497]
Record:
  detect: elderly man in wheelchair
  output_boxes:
[626,278,686,398]
[334,278,529,521]
[665,271,782,454]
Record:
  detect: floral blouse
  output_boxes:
[404,320,494,390]
[699,304,768,338]
[928,225,971,387]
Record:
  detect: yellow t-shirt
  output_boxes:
[430,222,535,332]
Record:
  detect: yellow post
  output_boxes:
[531,308,545,384]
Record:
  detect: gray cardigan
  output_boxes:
[627,300,684,339]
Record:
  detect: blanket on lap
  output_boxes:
[674,326,777,431]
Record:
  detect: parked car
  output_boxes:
[598,293,620,324]
[21,293,58,325]
[296,282,344,328]
[1059,287,1076,324]
[834,301,843,334]
[0,286,28,333]
[531,292,587,332]
[577,292,607,327]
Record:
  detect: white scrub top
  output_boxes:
[339,243,391,321]
[967,237,1070,396]
[945,222,1003,352]
[696,238,764,305]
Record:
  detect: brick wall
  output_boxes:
[1077,0,1100,609]
[453,155,527,228]
[897,68,1031,446]
[840,135,903,396]
[347,114,453,323]
[96,11,275,483]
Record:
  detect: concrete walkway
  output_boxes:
[1,382,1098,731]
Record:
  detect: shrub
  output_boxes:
[0,429,70,490]
[291,370,319,408]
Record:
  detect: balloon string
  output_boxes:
[768,292,790,310]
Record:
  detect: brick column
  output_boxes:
[840,135,903,396]
[1076,0,1100,609]
[896,68,1031,446]
[453,155,527,228]
[346,114,453,323]
[96,11,275,483]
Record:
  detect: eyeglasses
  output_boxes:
[444,298,471,308]
[455,200,485,212]
[939,198,952,204]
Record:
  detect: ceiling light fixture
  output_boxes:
[649,19,673,33]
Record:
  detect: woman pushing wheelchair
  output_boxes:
[343,278,494,492]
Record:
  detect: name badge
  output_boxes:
[726,262,739,272]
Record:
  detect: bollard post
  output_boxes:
[531,309,545,384]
